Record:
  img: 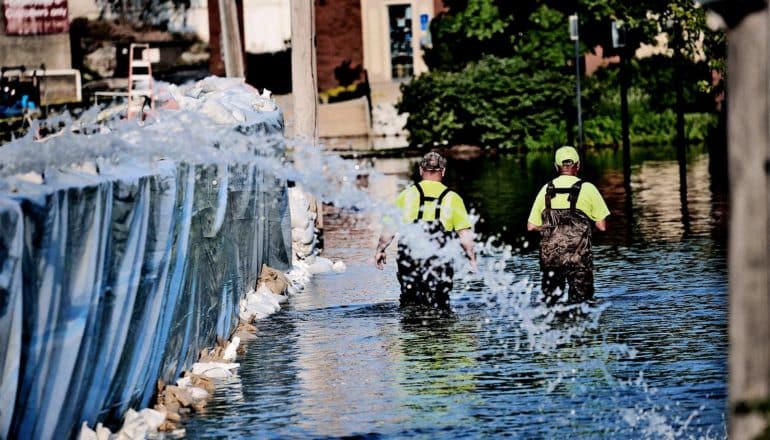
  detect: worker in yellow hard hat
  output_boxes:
[527,146,610,305]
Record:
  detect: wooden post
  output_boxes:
[727,6,770,439]
[289,0,322,252]
[218,0,245,77]
[290,0,318,142]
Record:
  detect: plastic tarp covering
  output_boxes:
[0,198,23,440]
[0,114,292,438]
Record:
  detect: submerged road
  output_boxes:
[183,198,727,439]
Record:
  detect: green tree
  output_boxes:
[401,5,573,148]
[400,0,725,149]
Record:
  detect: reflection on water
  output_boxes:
[183,145,727,439]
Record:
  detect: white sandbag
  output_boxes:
[138,408,166,432]
[222,336,240,361]
[254,287,281,311]
[95,423,112,440]
[300,222,315,245]
[199,98,238,124]
[243,291,279,316]
[291,227,304,243]
[289,189,310,228]
[188,386,210,402]
[307,256,334,274]
[286,263,311,291]
[116,408,149,439]
[293,241,315,259]
[191,362,240,378]
[78,422,96,440]
[15,171,43,184]
[267,291,288,304]
[71,161,99,175]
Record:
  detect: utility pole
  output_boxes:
[722,5,770,439]
[207,0,245,77]
[219,0,245,77]
[290,0,318,143]
[289,0,322,252]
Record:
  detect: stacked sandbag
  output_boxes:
[238,264,290,324]
[288,187,319,262]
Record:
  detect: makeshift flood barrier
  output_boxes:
[0,77,293,439]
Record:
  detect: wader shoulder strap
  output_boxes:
[435,188,451,220]
[568,180,584,213]
[545,180,583,212]
[414,183,451,221]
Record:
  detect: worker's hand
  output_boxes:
[375,250,387,270]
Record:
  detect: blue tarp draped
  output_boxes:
[0,118,292,439]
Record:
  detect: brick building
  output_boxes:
[231,0,444,93]
[315,0,444,90]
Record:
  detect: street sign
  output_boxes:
[3,0,68,35]
[569,14,579,41]
[612,20,626,48]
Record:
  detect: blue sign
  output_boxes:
[420,13,429,31]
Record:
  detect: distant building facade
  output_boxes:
[316,0,443,89]
[204,0,444,92]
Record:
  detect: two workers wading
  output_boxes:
[375,147,609,311]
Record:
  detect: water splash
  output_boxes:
[1,82,724,438]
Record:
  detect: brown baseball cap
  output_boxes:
[419,151,447,170]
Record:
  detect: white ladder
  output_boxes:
[127,43,155,119]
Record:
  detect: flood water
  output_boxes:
[183,144,728,439]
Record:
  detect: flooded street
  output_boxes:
[183,146,727,438]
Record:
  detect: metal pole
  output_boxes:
[574,18,583,150]
[620,50,630,179]
[620,48,632,242]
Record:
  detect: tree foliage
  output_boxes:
[400,0,725,149]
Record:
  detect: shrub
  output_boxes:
[399,55,572,149]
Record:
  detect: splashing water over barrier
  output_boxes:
[0,77,724,439]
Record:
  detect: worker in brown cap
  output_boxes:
[375,151,477,309]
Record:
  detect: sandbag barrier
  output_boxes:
[0,79,293,439]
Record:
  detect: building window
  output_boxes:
[388,4,413,80]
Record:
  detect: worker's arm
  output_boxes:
[526,222,541,232]
[457,228,478,271]
[374,232,395,270]
[595,219,607,232]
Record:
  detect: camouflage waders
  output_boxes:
[397,184,455,309]
[539,180,595,304]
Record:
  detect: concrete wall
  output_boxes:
[0,115,292,439]
[0,33,71,70]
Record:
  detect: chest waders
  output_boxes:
[539,180,595,304]
[397,184,456,309]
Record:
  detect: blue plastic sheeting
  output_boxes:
[0,199,23,439]
[0,130,292,438]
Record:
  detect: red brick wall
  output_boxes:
[315,0,364,91]
[434,0,446,14]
